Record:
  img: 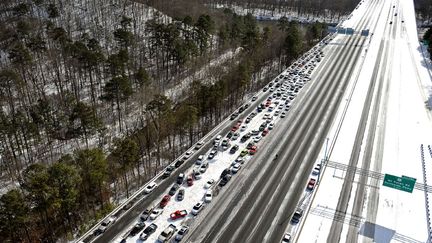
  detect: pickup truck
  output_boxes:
[158,224,177,242]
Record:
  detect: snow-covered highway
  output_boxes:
[82,0,432,242]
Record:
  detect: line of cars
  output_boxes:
[120,103,281,242]
[117,41,327,243]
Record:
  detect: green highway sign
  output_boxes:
[383,174,416,193]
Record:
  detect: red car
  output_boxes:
[237,119,243,125]
[170,210,188,220]
[231,124,240,132]
[307,178,316,190]
[249,146,257,155]
[160,195,171,208]
[187,174,194,186]
[265,101,271,107]
[261,128,269,136]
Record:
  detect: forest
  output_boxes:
[0,0,344,242]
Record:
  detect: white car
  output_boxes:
[253,136,262,143]
[231,163,241,173]
[281,112,286,118]
[95,216,117,234]
[204,179,215,189]
[268,122,274,130]
[214,134,222,144]
[204,190,213,203]
[194,141,204,150]
[312,166,321,175]
[175,225,189,241]
[149,208,163,220]
[282,233,292,242]
[240,125,247,132]
[194,170,202,180]
[195,155,204,165]
[191,202,204,215]
[251,129,260,136]
[184,150,193,159]
[235,157,245,164]
[144,182,157,194]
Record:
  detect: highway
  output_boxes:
[89,96,265,243]
[328,0,399,242]
[78,0,400,242]
[184,1,383,242]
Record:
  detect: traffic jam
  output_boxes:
[102,36,333,243]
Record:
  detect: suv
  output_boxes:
[240,132,251,142]
[219,174,232,186]
[140,207,152,221]
[160,195,171,208]
[175,225,189,242]
[220,168,231,178]
[291,208,303,223]
[144,182,158,194]
[168,184,180,196]
[230,145,239,154]
[158,224,177,242]
[140,223,158,241]
[192,202,204,215]
[307,178,316,190]
[177,188,185,201]
[208,149,218,159]
[221,139,230,149]
[184,174,192,186]
[94,216,117,235]
[174,159,184,168]
[195,155,204,165]
[162,166,174,179]
[130,222,145,236]
[177,173,185,184]
[214,135,222,144]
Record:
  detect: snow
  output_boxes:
[111,45,325,242]
[297,0,432,242]
[165,48,242,101]
[213,4,347,24]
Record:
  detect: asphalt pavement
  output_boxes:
[183,2,378,242]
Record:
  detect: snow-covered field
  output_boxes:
[297,0,432,242]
